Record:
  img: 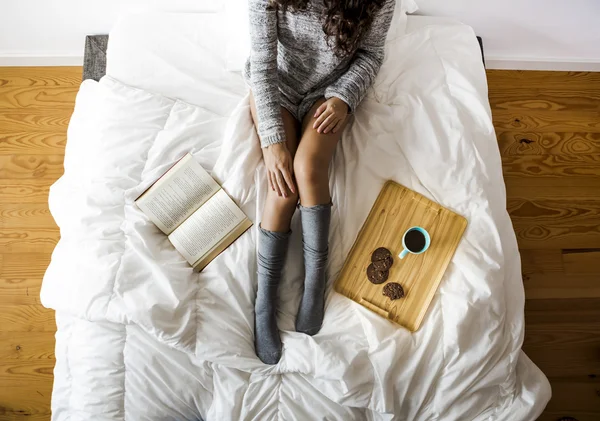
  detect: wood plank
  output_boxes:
[0,412,51,421]
[538,376,600,421]
[523,272,600,299]
[488,89,600,112]
[0,131,66,155]
[497,131,600,156]
[0,85,78,109]
[0,278,42,305]
[0,253,52,279]
[507,188,600,252]
[537,412,600,421]
[525,298,600,324]
[335,181,467,331]
[506,184,600,199]
[518,249,600,298]
[525,320,600,391]
[523,345,600,377]
[0,398,52,421]
[0,359,54,383]
[513,219,600,249]
[0,66,82,87]
[0,229,59,254]
[525,323,600,348]
[0,107,72,133]
[0,179,53,203]
[0,306,55,332]
[543,379,600,413]
[504,176,600,188]
[0,332,54,359]
[502,154,600,178]
[491,110,600,132]
[508,197,600,223]
[0,364,53,419]
[519,249,564,275]
[508,196,600,249]
[562,250,600,275]
[0,155,64,179]
[0,204,55,230]
[487,70,600,89]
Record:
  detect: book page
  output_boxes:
[168,189,248,265]
[136,154,221,234]
[192,218,253,272]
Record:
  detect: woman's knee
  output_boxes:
[266,189,299,213]
[293,152,328,187]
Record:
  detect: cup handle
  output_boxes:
[399,249,409,259]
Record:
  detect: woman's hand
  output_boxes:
[313,97,349,134]
[264,142,296,197]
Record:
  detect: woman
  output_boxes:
[246,0,394,364]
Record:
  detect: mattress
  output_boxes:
[42,11,551,421]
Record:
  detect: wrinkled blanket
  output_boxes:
[42,18,550,421]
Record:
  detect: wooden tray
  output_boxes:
[334,181,467,331]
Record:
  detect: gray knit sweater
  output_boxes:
[246,0,395,147]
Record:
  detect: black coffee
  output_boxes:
[404,229,426,252]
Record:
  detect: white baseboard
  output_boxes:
[486,56,600,71]
[0,53,84,66]
[1,52,599,71]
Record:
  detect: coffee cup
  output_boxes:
[399,226,431,259]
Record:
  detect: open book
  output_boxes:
[135,153,252,271]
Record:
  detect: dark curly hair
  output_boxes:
[271,0,386,56]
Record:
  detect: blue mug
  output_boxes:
[399,226,431,259]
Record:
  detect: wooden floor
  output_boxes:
[0,67,598,420]
[487,70,600,421]
[0,67,80,420]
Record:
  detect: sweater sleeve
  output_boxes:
[249,0,286,148]
[324,0,395,112]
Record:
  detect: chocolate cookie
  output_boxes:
[373,255,393,271]
[367,263,389,284]
[371,247,392,262]
[383,282,405,300]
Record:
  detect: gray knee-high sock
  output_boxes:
[255,226,290,365]
[296,203,331,336]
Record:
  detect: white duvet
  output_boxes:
[42,12,550,421]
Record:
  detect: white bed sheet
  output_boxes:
[43,12,551,421]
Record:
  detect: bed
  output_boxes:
[41,7,551,421]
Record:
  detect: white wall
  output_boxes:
[0,0,220,65]
[416,0,600,70]
[1,0,599,69]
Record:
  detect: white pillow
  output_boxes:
[387,0,419,41]
[224,0,419,72]
[405,0,419,14]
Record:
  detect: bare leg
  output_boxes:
[249,92,300,232]
[294,98,347,206]
[249,91,300,364]
[294,98,347,336]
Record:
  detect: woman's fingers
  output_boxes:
[323,117,339,134]
[275,170,287,197]
[313,108,331,130]
[318,114,336,133]
[314,102,327,119]
[332,119,344,134]
[267,171,275,191]
[271,171,282,196]
[281,167,296,194]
